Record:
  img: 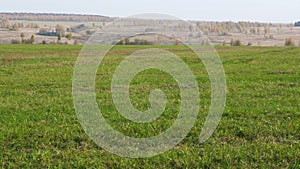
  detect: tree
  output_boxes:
[264,27,270,36]
[20,33,25,43]
[250,28,256,34]
[235,39,242,46]
[10,23,20,31]
[175,40,181,46]
[85,30,93,35]
[230,39,242,46]
[58,32,62,41]
[30,35,35,43]
[0,19,10,28]
[284,38,295,46]
[257,28,261,36]
[65,33,72,40]
[230,39,234,46]
[56,25,65,36]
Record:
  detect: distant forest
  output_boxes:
[0,12,115,22]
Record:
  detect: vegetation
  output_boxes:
[85,30,94,35]
[12,33,35,44]
[0,19,39,30]
[65,33,72,40]
[38,28,57,36]
[230,39,242,46]
[11,39,21,44]
[57,33,62,41]
[20,33,25,43]
[30,35,35,43]
[116,38,153,45]
[55,25,65,35]
[285,38,296,46]
[0,45,299,168]
[0,12,114,22]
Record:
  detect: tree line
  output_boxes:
[0,12,115,22]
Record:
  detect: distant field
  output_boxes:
[0,45,299,168]
[1,14,300,46]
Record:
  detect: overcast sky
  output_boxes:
[0,0,299,23]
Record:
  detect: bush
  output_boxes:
[30,35,35,43]
[85,30,94,35]
[115,38,153,45]
[11,39,21,44]
[175,40,181,46]
[285,38,295,46]
[230,39,242,46]
[23,39,34,44]
[66,33,72,40]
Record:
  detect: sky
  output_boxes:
[0,0,299,23]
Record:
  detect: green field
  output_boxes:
[0,44,299,168]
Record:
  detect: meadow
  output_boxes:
[0,44,299,168]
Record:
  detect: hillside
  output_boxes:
[0,12,299,46]
[0,12,115,22]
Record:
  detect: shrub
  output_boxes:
[20,33,25,43]
[175,40,181,46]
[285,38,295,46]
[132,39,153,45]
[23,39,34,44]
[30,35,35,43]
[85,30,94,35]
[235,40,242,46]
[11,39,21,44]
[230,39,242,46]
[66,33,72,40]
[58,33,62,41]
[115,38,153,45]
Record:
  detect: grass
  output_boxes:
[0,44,299,168]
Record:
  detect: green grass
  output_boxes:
[0,44,299,168]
